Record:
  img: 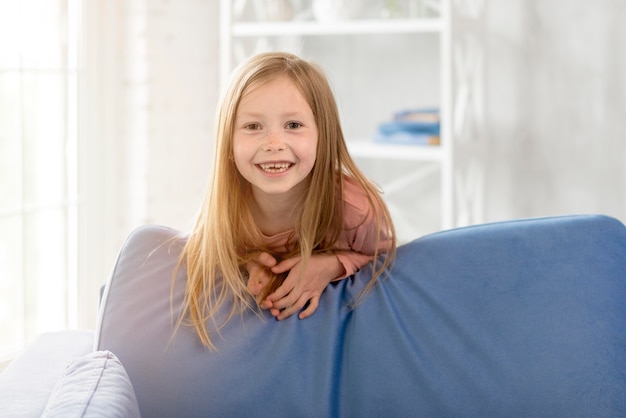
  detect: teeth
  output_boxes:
[259,162,291,173]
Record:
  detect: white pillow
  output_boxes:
[42,350,141,418]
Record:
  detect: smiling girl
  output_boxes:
[178,52,396,349]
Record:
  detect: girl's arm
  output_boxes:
[261,253,345,320]
[335,252,375,280]
[261,178,394,320]
[262,211,393,320]
[262,222,392,320]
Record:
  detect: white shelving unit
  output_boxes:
[230,19,444,36]
[219,0,458,240]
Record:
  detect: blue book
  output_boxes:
[374,108,440,145]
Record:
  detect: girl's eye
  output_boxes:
[286,122,302,129]
[244,123,261,130]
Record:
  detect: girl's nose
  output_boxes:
[262,132,285,151]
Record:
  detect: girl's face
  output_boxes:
[233,75,318,203]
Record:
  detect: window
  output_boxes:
[0,0,81,361]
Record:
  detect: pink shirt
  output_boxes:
[260,176,391,279]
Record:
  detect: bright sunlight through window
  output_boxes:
[0,0,80,361]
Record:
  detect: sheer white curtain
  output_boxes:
[0,0,80,361]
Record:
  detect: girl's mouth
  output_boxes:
[257,162,293,173]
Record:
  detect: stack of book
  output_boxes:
[373,108,440,146]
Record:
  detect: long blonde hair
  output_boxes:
[177,52,396,349]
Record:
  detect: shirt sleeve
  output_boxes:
[331,177,393,280]
[334,252,375,280]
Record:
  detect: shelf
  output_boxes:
[347,141,444,161]
[221,0,459,234]
[232,18,443,37]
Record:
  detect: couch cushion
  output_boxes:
[0,330,94,418]
[42,350,140,418]
[95,215,626,417]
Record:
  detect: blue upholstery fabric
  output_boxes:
[95,215,626,417]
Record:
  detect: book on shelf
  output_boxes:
[373,108,440,146]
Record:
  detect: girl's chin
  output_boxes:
[251,180,309,200]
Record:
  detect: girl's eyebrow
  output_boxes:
[237,110,261,116]
[236,111,261,119]
[282,112,306,119]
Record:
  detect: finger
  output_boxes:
[269,307,281,317]
[276,302,302,321]
[266,273,296,303]
[252,287,268,304]
[246,271,261,296]
[271,256,300,274]
[271,295,293,312]
[277,293,312,321]
[298,296,319,320]
[246,265,270,297]
[247,278,259,296]
[256,252,277,268]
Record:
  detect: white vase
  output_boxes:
[252,0,294,21]
[312,0,360,22]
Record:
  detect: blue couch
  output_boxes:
[2,214,625,417]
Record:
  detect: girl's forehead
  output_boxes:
[243,75,295,96]
[238,76,311,111]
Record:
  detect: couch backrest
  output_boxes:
[95,215,626,417]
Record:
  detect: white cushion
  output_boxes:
[42,350,141,418]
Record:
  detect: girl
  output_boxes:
[178,51,396,349]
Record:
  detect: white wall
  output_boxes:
[483,0,626,222]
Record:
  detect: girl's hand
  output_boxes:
[246,252,277,303]
[261,253,345,320]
